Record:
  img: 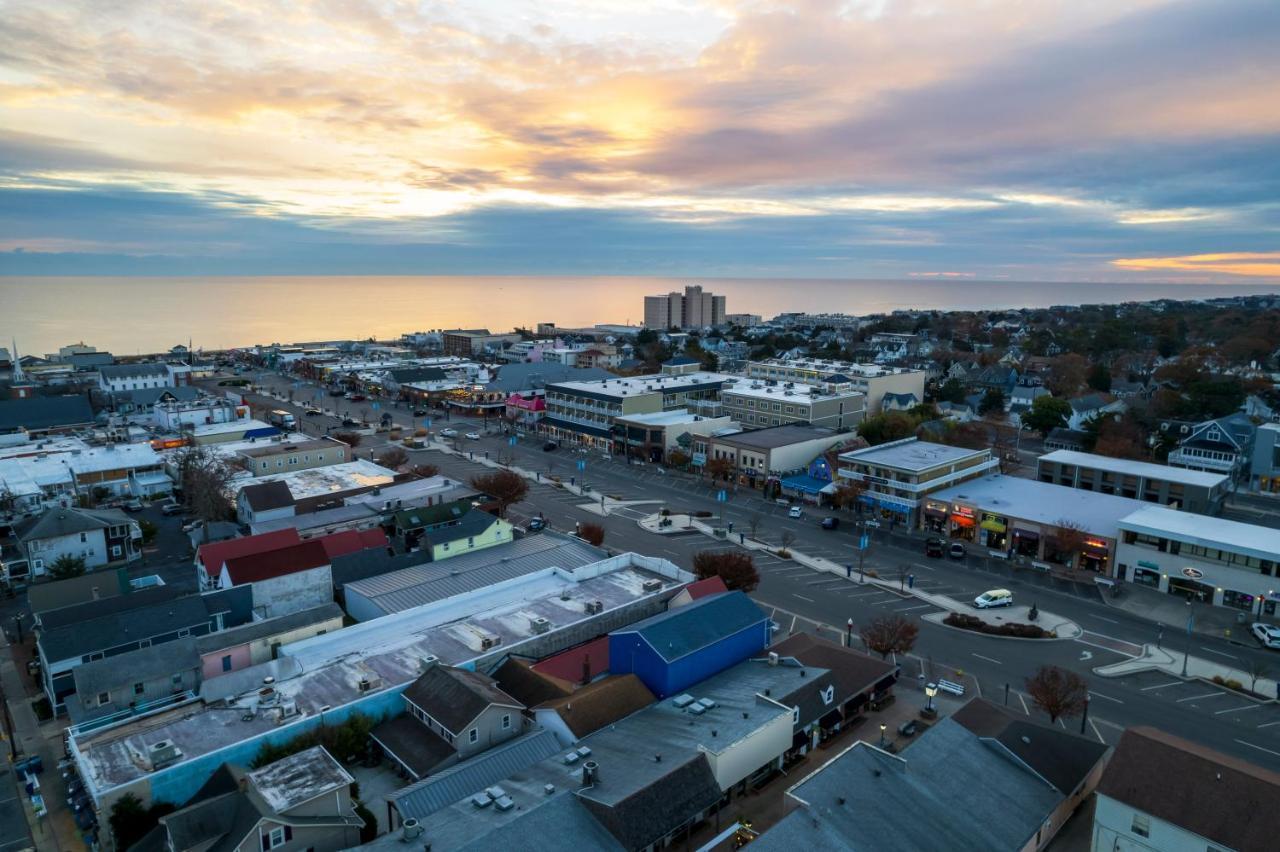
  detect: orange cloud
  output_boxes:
[1111,252,1280,278]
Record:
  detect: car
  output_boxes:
[121,499,144,513]
[527,517,547,532]
[601,453,612,460]
[925,537,945,558]
[974,589,1014,609]
[465,432,481,440]
[341,418,360,428]
[862,518,881,528]
[347,393,367,402]
[543,441,559,451]
[949,542,967,559]
[160,501,184,516]
[329,389,346,397]
[181,519,203,533]
[304,408,323,417]
[788,506,803,519]
[439,428,458,438]
[412,408,428,417]
[1252,622,1280,649]
[820,517,840,530]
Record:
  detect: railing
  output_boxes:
[68,690,199,737]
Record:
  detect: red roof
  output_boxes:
[221,540,331,585]
[197,529,301,582]
[316,527,389,559]
[530,636,610,684]
[683,576,729,600]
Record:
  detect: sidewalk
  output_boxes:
[1102,582,1263,642]
[1094,643,1280,700]
[1,636,84,850]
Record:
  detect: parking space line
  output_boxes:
[1200,646,1238,660]
[1234,739,1280,758]
[1139,680,1184,691]
[1213,704,1261,715]
[894,604,933,613]
[1018,693,1029,714]
[1088,719,1106,744]
[792,594,815,603]
[972,653,1003,665]
[1085,613,1121,624]
[1088,690,1124,704]
[1175,691,1224,702]
[1255,720,1280,729]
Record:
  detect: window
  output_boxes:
[501,714,511,730]
[97,691,111,706]
[820,685,834,706]
[111,545,122,558]
[172,673,183,686]
[178,628,190,637]
[222,655,233,672]
[265,825,292,849]
[80,532,87,543]
[468,728,478,744]
[1130,814,1150,838]
[792,706,800,725]
[134,682,145,696]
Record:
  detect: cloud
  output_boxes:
[1111,252,1280,278]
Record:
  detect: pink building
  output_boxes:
[505,391,546,427]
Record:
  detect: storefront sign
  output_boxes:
[1137,560,1160,570]
[925,500,948,515]
[692,452,707,466]
[952,505,975,518]
[980,512,1006,533]
[1083,537,1109,552]
[1181,567,1205,580]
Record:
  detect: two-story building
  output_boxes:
[704,424,855,490]
[1037,450,1229,515]
[69,637,202,725]
[235,437,349,476]
[837,437,999,526]
[719,380,865,431]
[15,506,141,576]
[97,363,173,393]
[1167,413,1256,485]
[746,359,926,414]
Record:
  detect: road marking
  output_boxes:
[1256,720,1280,729]
[1092,717,1126,730]
[1139,681,1184,691]
[1088,690,1123,704]
[1018,692,1029,714]
[971,653,1003,665]
[1200,646,1238,660]
[792,595,815,603]
[1214,704,1261,715]
[1234,739,1280,758]
[1175,691,1224,702]
[1085,613,1121,625]
[806,579,849,587]
[894,604,933,613]
[1079,651,1093,661]
[847,589,887,597]
[790,614,798,633]
[1089,719,1106,744]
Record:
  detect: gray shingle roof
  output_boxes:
[422,510,501,547]
[613,591,766,662]
[39,594,211,662]
[17,506,129,542]
[402,666,523,734]
[370,715,456,779]
[73,636,200,697]
[98,363,169,379]
[486,363,614,393]
[241,480,294,511]
[0,395,96,431]
[194,603,343,654]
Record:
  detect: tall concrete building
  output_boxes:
[643,285,727,329]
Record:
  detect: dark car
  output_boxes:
[304,408,323,417]
[347,393,367,402]
[341,418,360,428]
[925,537,945,558]
[949,542,967,559]
[328,388,346,397]
[543,441,559,451]
[412,408,429,417]
[527,517,547,532]
[820,517,840,530]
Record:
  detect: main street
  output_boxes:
[222,370,1280,763]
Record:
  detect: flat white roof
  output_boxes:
[549,371,730,397]
[722,382,864,402]
[839,438,986,472]
[1119,505,1280,563]
[615,410,714,426]
[930,475,1149,536]
[233,459,396,499]
[1039,450,1228,488]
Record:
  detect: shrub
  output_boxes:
[693,510,713,518]
[944,612,1050,639]
[1212,675,1225,685]
[355,803,378,843]
[415,427,428,437]
[1225,678,1244,691]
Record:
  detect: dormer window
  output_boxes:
[820,685,835,706]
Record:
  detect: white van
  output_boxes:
[974,589,1013,609]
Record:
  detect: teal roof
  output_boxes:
[613,591,766,662]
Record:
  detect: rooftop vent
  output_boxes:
[768,652,779,666]
[576,746,592,758]
[642,579,662,593]
[494,795,515,811]
[530,616,552,635]
[584,600,604,615]
[672,694,696,709]
[470,793,492,809]
[148,740,182,770]
[402,818,423,840]
[563,752,580,765]
[688,702,707,716]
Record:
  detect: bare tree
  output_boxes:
[470,470,530,517]
[1049,519,1087,568]
[831,479,865,513]
[173,446,236,542]
[411,463,440,478]
[1246,658,1273,694]
[858,615,919,659]
[705,457,735,482]
[1025,665,1088,723]
[747,513,762,540]
[668,449,691,468]
[577,522,606,547]
[376,447,409,470]
[779,529,796,556]
[692,550,759,593]
[333,431,362,449]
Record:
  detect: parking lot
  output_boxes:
[1122,670,1280,733]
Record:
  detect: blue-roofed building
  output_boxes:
[608,592,769,698]
[780,452,838,503]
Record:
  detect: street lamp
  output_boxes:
[924,683,938,716]
[12,613,24,644]
[846,618,854,647]
[878,723,888,749]
[1181,597,1195,677]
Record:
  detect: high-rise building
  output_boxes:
[642,285,727,329]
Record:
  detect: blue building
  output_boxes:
[608,592,770,698]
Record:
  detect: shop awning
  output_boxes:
[781,475,830,495]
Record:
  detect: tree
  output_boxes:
[1046,353,1090,397]
[577,522,606,547]
[1087,363,1112,392]
[109,793,176,851]
[979,388,1006,415]
[411,463,440,478]
[333,431,362,448]
[747,513,763,539]
[470,469,529,517]
[779,529,796,556]
[48,554,87,579]
[376,447,408,469]
[137,518,158,545]
[935,378,967,404]
[1048,519,1087,567]
[858,614,919,660]
[668,449,691,468]
[705,457,735,482]
[944,421,991,451]
[1025,665,1089,723]
[692,550,759,593]
[830,479,865,512]
[1246,658,1272,693]
[1022,395,1072,435]
[173,446,236,541]
[857,412,917,445]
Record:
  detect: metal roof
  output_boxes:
[612,591,767,662]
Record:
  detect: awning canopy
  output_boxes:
[781,474,830,495]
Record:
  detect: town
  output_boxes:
[1,287,1279,851]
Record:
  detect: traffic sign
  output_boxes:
[576,459,587,472]
[509,436,517,446]
[858,533,869,551]
[716,489,728,502]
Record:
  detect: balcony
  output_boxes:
[1167,448,1238,474]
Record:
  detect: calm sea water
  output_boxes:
[3,276,1278,356]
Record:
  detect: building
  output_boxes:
[234,436,349,476]
[1092,726,1280,852]
[441,329,523,357]
[643,284,726,329]
[927,475,1149,574]
[612,410,736,464]
[69,637,202,725]
[136,746,364,852]
[372,663,526,780]
[215,540,333,618]
[0,395,97,438]
[754,714,1103,852]
[541,371,731,450]
[836,437,999,526]
[231,459,398,524]
[1044,427,1089,452]
[720,379,865,430]
[704,424,854,488]
[0,442,169,519]
[1037,449,1229,515]
[724,313,761,327]
[97,363,174,393]
[1117,505,1280,615]
[195,603,345,680]
[1167,413,1257,483]
[746,359,927,414]
[15,506,141,577]
[1066,393,1127,430]
[608,591,769,698]
[1251,422,1280,494]
[444,363,613,419]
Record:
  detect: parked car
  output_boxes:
[465,432,481,440]
[439,428,458,438]
[328,388,346,397]
[122,499,144,513]
[341,418,360,428]
[862,518,881,528]
[974,589,1014,609]
[543,441,559,451]
[412,408,429,417]
[788,506,803,519]
[1251,622,1280,650]
[527,517,547,532]
[949,542,967,559]
[160,501,184,516]
[925,537,945,557]
[304,408,323,416]
[181,519,203,534]
[820,517,840,530]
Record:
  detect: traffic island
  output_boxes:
[923,604,1082,641]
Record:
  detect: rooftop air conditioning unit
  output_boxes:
[420,655,440,672]
[642,579,662,593]
[563,751,580,765]
[148,740,183,770]
[358,675,382,692]
[530,617,552,634]
[584,600,604,615]
[480,634,502,651]
[402,818,423,840]
[672,694,696,709]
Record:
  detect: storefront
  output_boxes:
[1167,572,1214,602]
[1011,527,1040,558]
[979,512,1008,550]
[922,501,949,533]
[1078,537,1111,573]
[1131,561,1162,588]
[948,505,976,541]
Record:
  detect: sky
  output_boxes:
[0,0,1277,281]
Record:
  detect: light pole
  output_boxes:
[12,613,23,644]
[878,723,888,749]
[846,618,854,647]
[924,683,937,717]
[1181,597,1194,677]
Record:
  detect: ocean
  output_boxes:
[2,275,1277,356]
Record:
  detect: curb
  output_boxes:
[922,611,1081,641]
